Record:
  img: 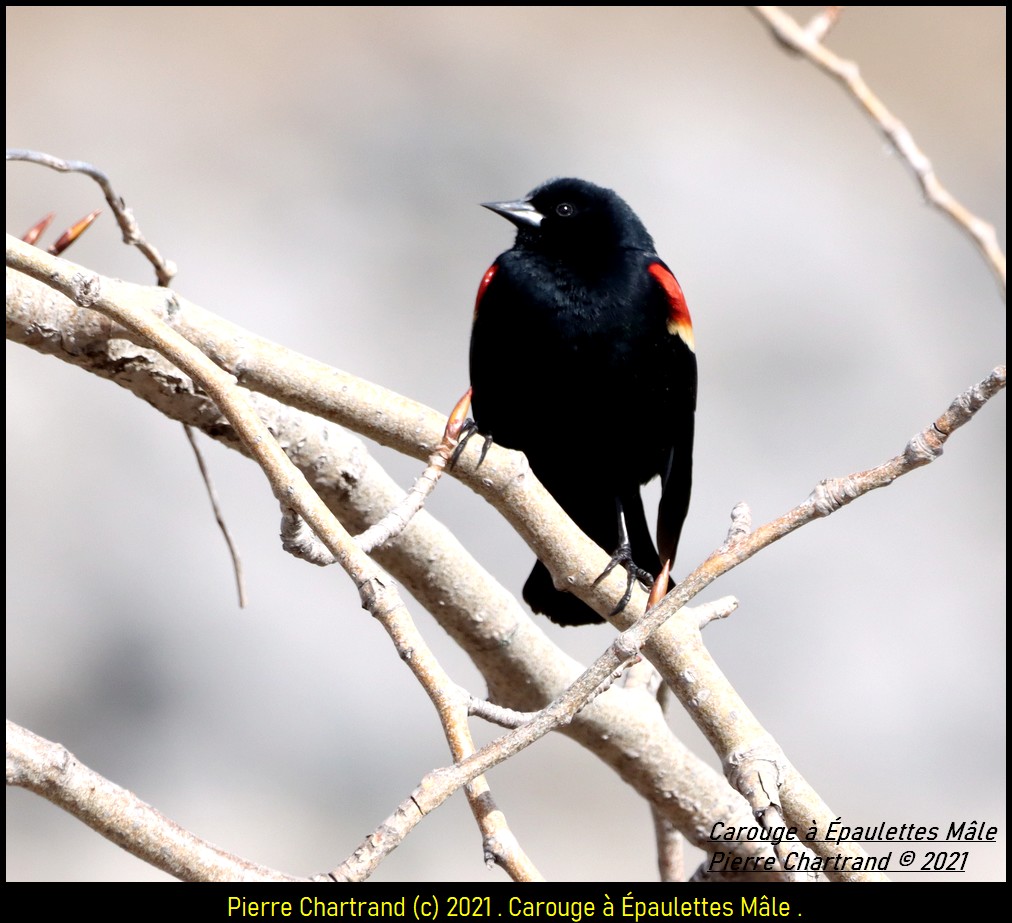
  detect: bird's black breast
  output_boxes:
[469,247,690,489]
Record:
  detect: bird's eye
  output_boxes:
[555,203,575,217]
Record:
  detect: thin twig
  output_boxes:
[750,7,1006,293]
[182,423,247,608]
[803,6,842,42]
[279,386,471,562]
[653,814,685,883]
[6,149,177,285]
[468,698,536,729]
[356,389,473,554]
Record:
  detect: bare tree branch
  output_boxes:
[8,232,1002,879]
[4,235,541,882]
[6,149,177,285]
[5,263,776,878]
[750,7,1006,294]
[3,265,745,831]
[6,720,299,882]
[5,10,1003,882]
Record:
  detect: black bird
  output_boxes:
[469,178,696,625]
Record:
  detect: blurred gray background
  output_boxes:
[6,7,1005,882]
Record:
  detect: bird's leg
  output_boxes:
[593,499,656,616]
[448,420,494,469]
[447,401,494,471]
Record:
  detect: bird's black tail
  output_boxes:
[523,560,604,627]
[523,489,664,627]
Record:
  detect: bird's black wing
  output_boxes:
[645,260,697,569]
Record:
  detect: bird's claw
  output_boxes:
[448,419,494,470]
[594,540,655,616]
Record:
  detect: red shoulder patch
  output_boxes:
[648,262,694,352]
[474,264,498,319]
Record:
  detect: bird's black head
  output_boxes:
[482,178,655,261]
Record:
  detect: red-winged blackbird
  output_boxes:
[469,178,696,626]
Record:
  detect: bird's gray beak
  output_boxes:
[481,198,543,229]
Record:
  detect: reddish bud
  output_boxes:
[50,209,101,255]
[444,387,473,443]
[22,212,55,246]
[647,559,671,610]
